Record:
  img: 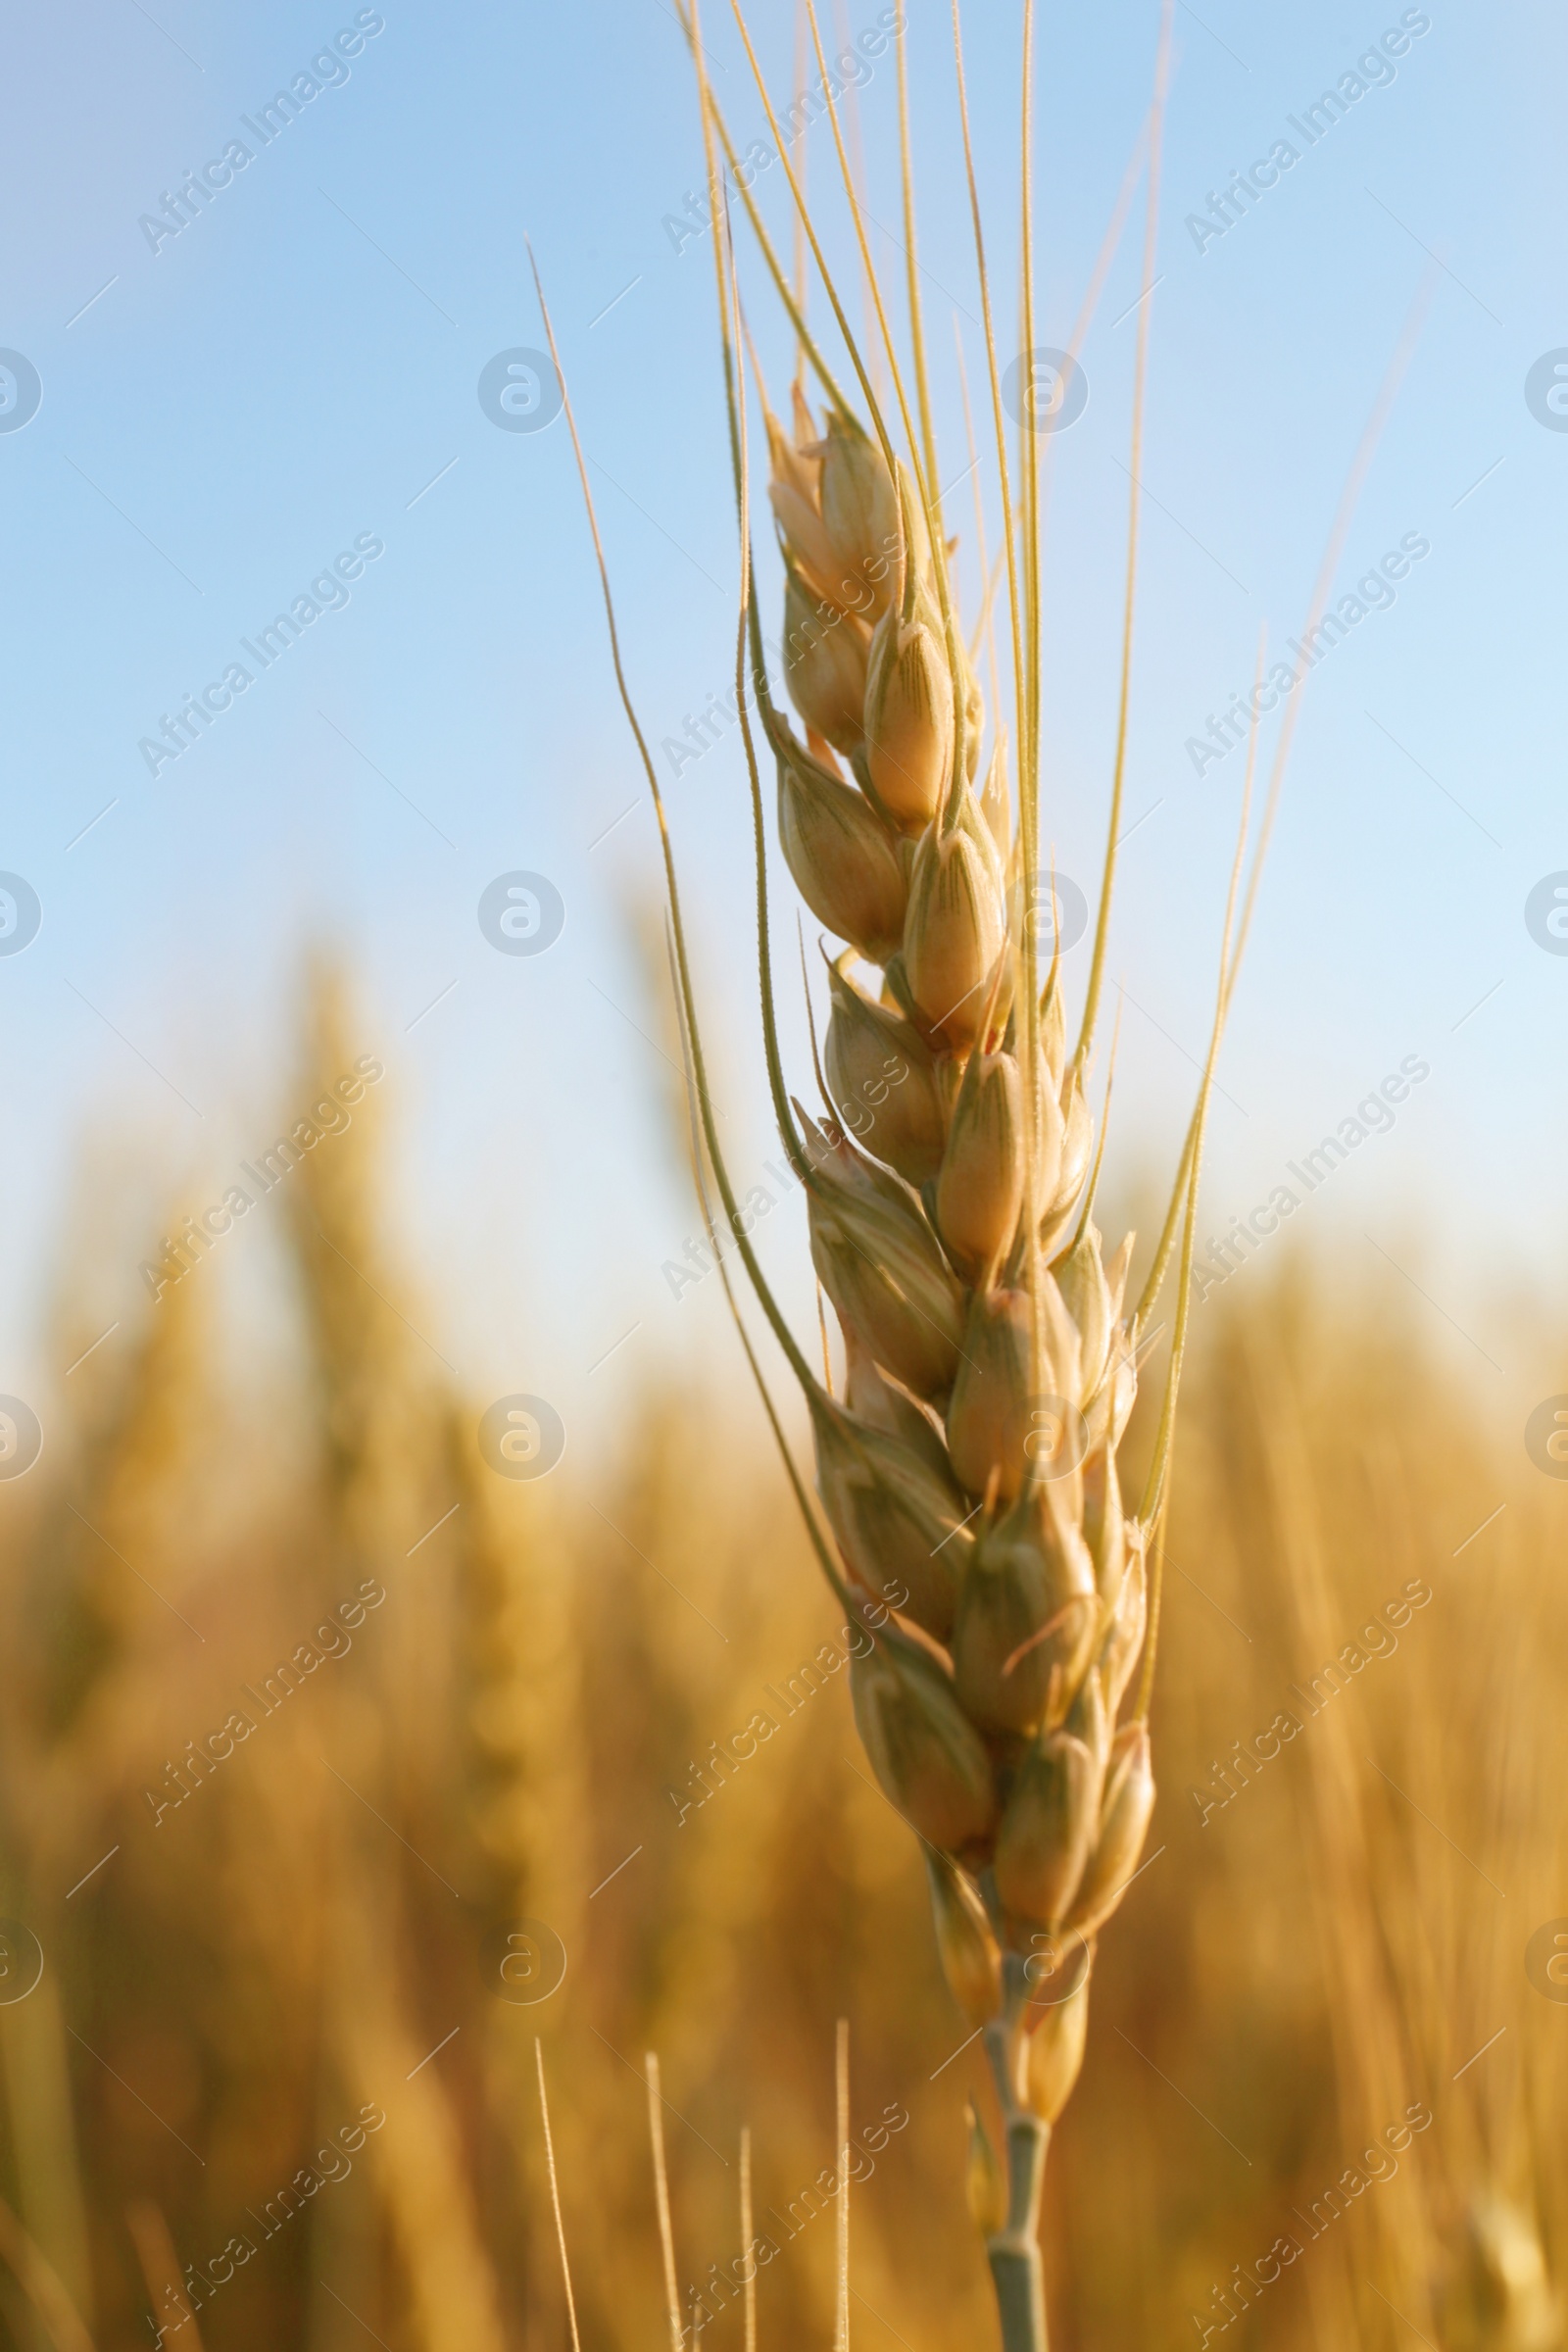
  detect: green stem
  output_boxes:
[983,2006,1051,2352]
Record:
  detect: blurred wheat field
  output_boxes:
[0,972,1561,2352]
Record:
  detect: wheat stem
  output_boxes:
[983,1976,1050,2352]
[534,2040,582,2352]
[646,2053,683,2352]
[740,2127,757,2352]
[835,2019,851,2352]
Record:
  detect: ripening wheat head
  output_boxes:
[536,2,1250,2340]
[761,381,1155,2104]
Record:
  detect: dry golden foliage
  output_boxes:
[0,978,1559,2352]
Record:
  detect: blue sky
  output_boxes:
[1,0,1563,1469]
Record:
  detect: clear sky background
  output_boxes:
[1,0,1564,1474]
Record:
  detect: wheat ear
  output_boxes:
[539,10,1241,2345]
[538,6,1430,2320]
[662,12,1193,2348]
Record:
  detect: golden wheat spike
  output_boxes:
[688,8,1199,2344]
[541,3,1437,2342]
